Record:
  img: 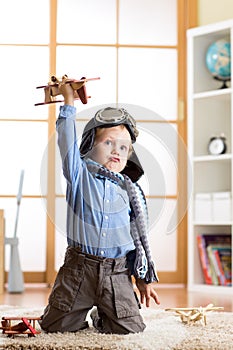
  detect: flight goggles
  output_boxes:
[94,107,138,142]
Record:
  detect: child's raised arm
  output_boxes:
[56,82,82,184]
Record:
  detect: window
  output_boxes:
[0,0,196,284]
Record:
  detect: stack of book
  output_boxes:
[197,234,232,286]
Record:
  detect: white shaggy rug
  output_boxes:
[0,305,232,350]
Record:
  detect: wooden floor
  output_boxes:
[0,283,232,312]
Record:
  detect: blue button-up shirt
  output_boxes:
[56,105,135,258]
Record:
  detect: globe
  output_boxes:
[206,39,231,88]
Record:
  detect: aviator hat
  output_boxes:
[79,107,144,182]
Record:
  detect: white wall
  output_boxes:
[198,0,233,25]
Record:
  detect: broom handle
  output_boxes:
[14,170,24,239]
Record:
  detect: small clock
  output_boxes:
[208,135,227,155]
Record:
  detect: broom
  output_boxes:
[5,170,24,293]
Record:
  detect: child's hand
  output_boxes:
[59,77,75,106]
[135,278,160,307]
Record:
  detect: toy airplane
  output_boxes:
[0,316,41,337]
[165,303,224,326]
[35,74,100,106]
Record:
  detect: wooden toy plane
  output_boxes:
[0,316,41,337]
[35,74,100,106]
[165,303,224,326]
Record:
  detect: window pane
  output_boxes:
[2,198,46,271]
[57,0,116,44]
[0,46,49,119]
[0,122,48,194]
[0,0,49,44]
[56,46,116,108]
[119,0,177,45]
[118,48,177,119]
[136,123,178,196]
[148,198,177,271]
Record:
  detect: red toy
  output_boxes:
[1,316,41,337]
[35,74,100,106]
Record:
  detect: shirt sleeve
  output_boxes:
[56,104,83,184]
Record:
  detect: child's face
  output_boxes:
[88,125,132,173]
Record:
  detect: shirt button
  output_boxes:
[105,215,109,220]
[106,199,110,203]
[102,232,106,237]
[100,250,105,255]
[106,184,110,188]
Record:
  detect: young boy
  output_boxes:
[40,81,160,335]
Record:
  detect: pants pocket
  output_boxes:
[111,274,140,319]
[49,266,83,312]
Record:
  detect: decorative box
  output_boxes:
[194,193,212,222]
[212,191,232,222]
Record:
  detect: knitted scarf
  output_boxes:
[86,161,159,284]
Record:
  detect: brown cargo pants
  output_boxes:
[40,246,146,334]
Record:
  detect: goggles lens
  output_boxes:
[94,108,137,136]
[95,108,125,123]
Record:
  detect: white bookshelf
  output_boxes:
[187,19,233,293]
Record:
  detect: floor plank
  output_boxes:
[0,284,232,312]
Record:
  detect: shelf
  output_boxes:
[193,88,232,100]
[187,20,233,294]
[187,18,233,37]
[193,221,233,226]
[193,154,232,162]
[188,283,233,294]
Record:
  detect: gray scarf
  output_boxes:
[87,162,159,284]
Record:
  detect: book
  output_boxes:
[207,245,231,286]
[196,234,232,286]
[207,245,219,285]
[196,235,212,284]
[213,247,232,286]
[215,246,232,286]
